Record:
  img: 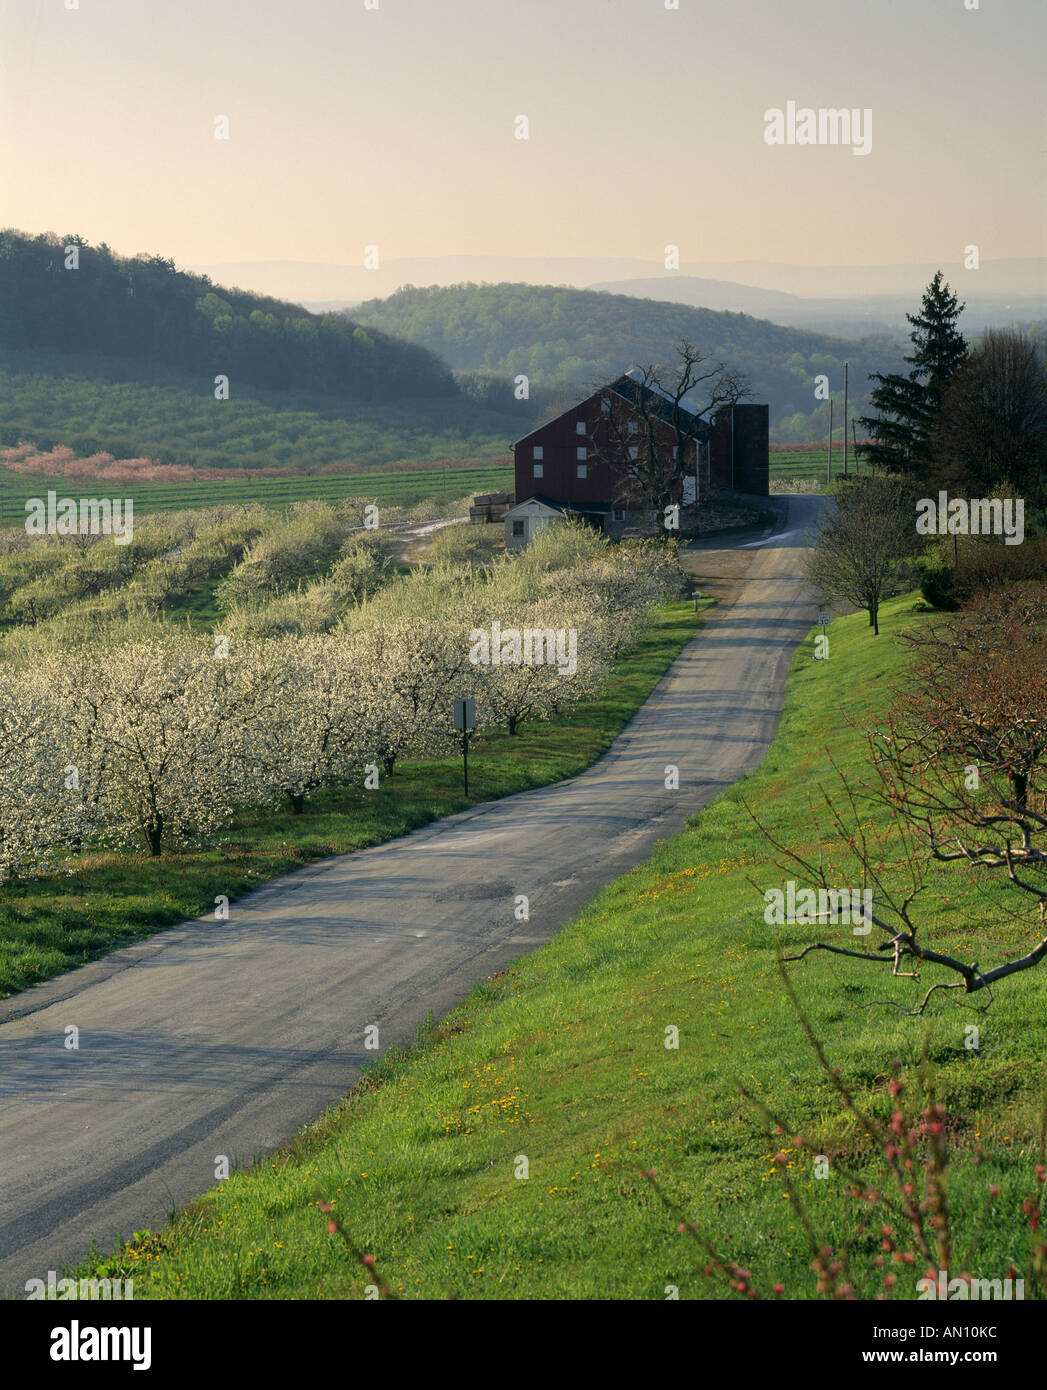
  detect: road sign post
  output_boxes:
[453,698,476,796]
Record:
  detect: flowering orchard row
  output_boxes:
[0,524,683,875]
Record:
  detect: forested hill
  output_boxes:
[352,282,908,433]
[0,230,455,401]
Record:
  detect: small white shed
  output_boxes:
[503,496,569,551]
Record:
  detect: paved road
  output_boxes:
[0,493,820,1296]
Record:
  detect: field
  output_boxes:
[0,451,820,529]
[0,460,516,527]
[0,348,522,479]
[769,444,867,485]
[73,593,1047,1298]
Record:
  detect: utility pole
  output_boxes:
[827,399,834,483]
[843,362,849,477]
[851,420,860,475]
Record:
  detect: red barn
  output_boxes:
[504,370,768,547]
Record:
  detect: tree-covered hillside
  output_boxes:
[0,233,532,472]
[0,230,455,401]
[352,282,909,437]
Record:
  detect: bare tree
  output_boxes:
[898,585,1047,809]
[805,474,921,635]
[589,341,748,516]
[748,585,1047,1013]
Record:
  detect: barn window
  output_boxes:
[512,520,525,537]
[627,420,638,434]
[613,508,625,522]
[577,464,587,479]
[533,446,543,460]
[576,447,587,461]
[628,446,638,461]
[533,463,544,479]
[575,421,586,435]
[600,398,611,415]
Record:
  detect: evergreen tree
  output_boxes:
[858,271,967,475]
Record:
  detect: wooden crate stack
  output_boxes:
[469,492,515,524]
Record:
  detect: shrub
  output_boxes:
[918,561,959,611]
[215,502,346,610]
[327,537,392,603]
[425,522,500,568]
[953,531,1047,602]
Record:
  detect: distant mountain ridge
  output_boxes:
[185,253,1046,317]
[588,275,1047,337]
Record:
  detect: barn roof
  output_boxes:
[510,369,719,448]
[609,369,713,437]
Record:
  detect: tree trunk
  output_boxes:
[1013,770,1029,809]
[287,791,305,815]
[146,818,163,856]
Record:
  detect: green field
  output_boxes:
[0,462,516,527]
[0,348,523,480]
[69,592,1045,1300]
[0,451,812,528]
[769,445,868,484]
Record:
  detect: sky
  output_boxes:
[1,0,1044,288]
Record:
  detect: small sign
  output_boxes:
[453,698,476,731]
[818,610,831,627]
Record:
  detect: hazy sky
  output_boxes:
[1,0,1043,274]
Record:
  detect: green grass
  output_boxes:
[0,599,706,1001]
[71,593,1046,1299]
[770,445,868,484]
[0,462,516,527]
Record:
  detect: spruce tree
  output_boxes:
[859,271,967,475]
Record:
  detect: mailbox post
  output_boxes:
[453,698,476,796]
